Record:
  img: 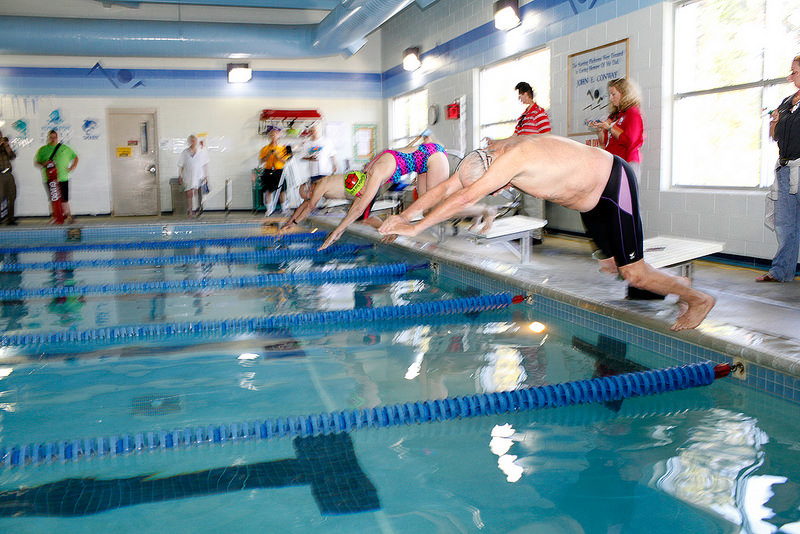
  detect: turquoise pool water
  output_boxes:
[0,225,798,533]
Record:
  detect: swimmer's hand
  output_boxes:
[318,228,344,250]
[380,234,398,244]
[378,214,409,235]
[385,221,418,237]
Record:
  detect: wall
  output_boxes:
[379,0,780,260]
[0,42,383,216]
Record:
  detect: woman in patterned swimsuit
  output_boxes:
[317,137,449,250]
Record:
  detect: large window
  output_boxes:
[672,0,799,188]
[390,89,428,148]
[479,48,551,141]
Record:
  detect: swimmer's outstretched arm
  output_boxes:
[280,178,333,232]
[391,150,523,237]
[318,173,383,250]
[379,172,463,235]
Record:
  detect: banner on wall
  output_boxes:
[567,39,629,136]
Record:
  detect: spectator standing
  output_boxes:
[34,130,79,224]
[513,81,551,136]
[759,55,800,283]
[177,134,208,218]
[258,126,291,215]
[590,78,645,179]
[0,131,17,225]
[303,126,337,182]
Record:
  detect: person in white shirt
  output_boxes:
[178,135,208,217]
[303,126,337,182]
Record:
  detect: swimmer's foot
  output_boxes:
[598,257,618,275]
[671,292,715,331]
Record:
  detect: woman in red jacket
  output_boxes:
[590,78,645,179]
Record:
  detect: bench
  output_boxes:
[461,215,548,264]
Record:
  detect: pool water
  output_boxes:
[0,227,798,533]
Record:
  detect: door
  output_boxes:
[108,111,159,216]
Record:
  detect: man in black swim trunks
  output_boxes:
[379,135,715,331]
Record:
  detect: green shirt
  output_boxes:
[35,143,77,182]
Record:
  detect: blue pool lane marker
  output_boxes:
[0,231,326,254]
[0,262,428,299]
[0,243,372,271]
[0,362,735,469]
[0,434,380,517]
[0,293,517,348]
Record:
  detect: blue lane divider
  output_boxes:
[0,232,325,254]
[0,293,516,348]
[0,262,425,300]
[0,243,372,272]
[0,362,719,467]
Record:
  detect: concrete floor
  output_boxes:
[3,210,799,375]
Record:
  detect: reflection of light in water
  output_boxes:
[741,475,800,533]
[389,280,425,306]
[238,371,258,391]
[528,321,547,334]
[0,367,13,379]
[317,283,355,311]
[404,352,425,380]
[479,346,526,392]
[490,424,524,482]
[237,353,259,360]
[479,322,517,334]
[653,409,768,527]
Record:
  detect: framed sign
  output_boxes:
[353,124,377,164]
[567,39,629,136]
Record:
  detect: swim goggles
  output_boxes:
[344,170,367,197]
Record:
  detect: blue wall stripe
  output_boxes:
[0,67,382,99]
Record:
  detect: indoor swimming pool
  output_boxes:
[0,222,798,533]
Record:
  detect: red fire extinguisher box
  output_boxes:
[446,102,460,120]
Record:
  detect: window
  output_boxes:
[672,0,799,188]
[390,89,428,148]
[478,48,551,141]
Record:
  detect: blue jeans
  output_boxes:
[769,165,800,281]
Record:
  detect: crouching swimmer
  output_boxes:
[379,135,715,331]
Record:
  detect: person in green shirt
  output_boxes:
[34,130,79,224]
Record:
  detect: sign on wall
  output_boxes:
[567,39,629,136]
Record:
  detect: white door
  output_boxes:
[108,111,159,216]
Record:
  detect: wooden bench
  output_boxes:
[460,215,548,264]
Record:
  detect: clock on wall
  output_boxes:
[428,104,440,125]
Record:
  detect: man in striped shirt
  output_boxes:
[513,82,551,135]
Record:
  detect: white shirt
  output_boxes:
[178,147,208,190]
[305,137,336,176]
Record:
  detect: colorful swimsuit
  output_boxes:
[375,143,446,189]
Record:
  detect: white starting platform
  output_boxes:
[643,236,724,278]
[465,215,548,264]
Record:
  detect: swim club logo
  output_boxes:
[82,119,100,140]
[568,0,598,14]
[88,62,145,89]
[12,119,28,138]
[48,109,63,126]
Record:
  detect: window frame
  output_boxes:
[389,88,429,149]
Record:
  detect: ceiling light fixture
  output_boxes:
[227,63,252,84]
[494,0,521,31]
[403,47,421,72]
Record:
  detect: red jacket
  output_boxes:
[603,106,644,163]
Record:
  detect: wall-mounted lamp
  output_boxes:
[494,0,521,31]
[227,63,252,83]
[402,47,421,72]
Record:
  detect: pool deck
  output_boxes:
[2,211,799,377]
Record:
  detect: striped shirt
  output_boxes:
[514,103,551,135]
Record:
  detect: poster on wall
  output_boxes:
[567,39,629,136]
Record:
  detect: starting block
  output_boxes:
[643,236,724,279]
[466,215,548,264]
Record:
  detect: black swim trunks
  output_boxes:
[580,155,643,267]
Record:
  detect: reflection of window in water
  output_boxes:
[479,346,527,393]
